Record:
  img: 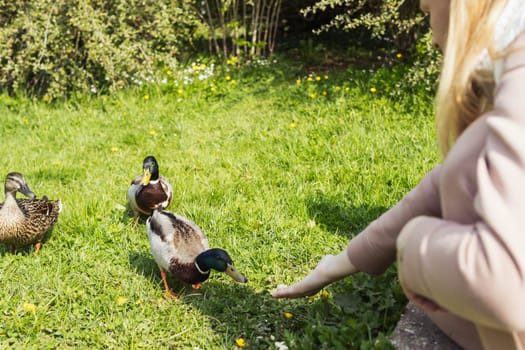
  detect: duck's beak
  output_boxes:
[140,168,152,186]
[225,264,248,283]
[19,183,36,199]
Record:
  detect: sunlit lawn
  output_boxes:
[0,58,438,349]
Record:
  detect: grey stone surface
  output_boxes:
[390,303,463,350]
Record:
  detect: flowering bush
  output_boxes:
[0,0,200,98]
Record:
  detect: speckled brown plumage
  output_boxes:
[0,172,61,255]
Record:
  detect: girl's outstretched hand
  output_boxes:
[272,251,359,299]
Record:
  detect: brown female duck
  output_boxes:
[0,172,61,255]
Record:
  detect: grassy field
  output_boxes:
[0,58,438,349]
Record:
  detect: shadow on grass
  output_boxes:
[305,195,388,238]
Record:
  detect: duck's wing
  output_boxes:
[148,210,208,264]
[17,199,61,223]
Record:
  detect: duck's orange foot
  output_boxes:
[192,283,202,290]
[34,242,41,256]
[163,290,178,300]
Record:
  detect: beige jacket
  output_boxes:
[346,31,525,346]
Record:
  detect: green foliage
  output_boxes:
[0,0,200,99]
[0,58,437,348]
[198,0,283,59]
[301,0,426,51]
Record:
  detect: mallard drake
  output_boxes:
[146,208,248,298]
[128,156,173,225]
[0,172,61,255]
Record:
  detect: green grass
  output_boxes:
[0,59,438,349]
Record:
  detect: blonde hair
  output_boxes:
[436,0,507,156]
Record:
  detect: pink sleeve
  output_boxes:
[398,32,525,330]
[346,165,442,275]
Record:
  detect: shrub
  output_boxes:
[0,0,200,98]
[301,0,426,51]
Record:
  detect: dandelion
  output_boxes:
[116,296,128,305]
[210,86,217,92]
[235,338,246,347]
[324,75,329,80]
[284,312,293,319]
[23,302,37,314]
[43,95,52,103]
[320,290,330,300]
[315,76,321,81]
[177,89,184,95]
[322,91,327,96]
[309,92,317,99]
[227,56,239,66]
[225,75,231,81]
[344,87,350,92]
[22,117,29,125]
[307,77,313,82]
[396,53,403,59]
[370,87,377,93]
[135,299,144,305]
[334,86,341,91]
[111,147,119,152]
[230,79,237,85]
[166,69,172,76]
[149,130,156,135]
[290,122,297,129]
[296,79,301,84]
[191,65,199,71]
[143,94,150,100]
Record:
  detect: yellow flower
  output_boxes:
[309,92,317,99]
[200,63,206,69]
[296,79,301,84]
[344,87,350,92]
[370,87,377,93]
[23,302,37,314]
[324,75,329,80]
[334,86,341,91]
[322,91,327,96]
[307,77,313,82]
[22,117,29,125]
[225,75,231,81]
[210,86,217,92]
[315,76,321,81]
[227,56,238,65]
[135,299,144,305]
[230,79,237,85]
[191,65,199,71]
[143,94,150,100]
[396,53,403,59]
[43,95,52,103]
[177,89,184,95]
[284,312,294,319]
[290,122,297,129]
[116,296,128,305]
[320,290,330,300]
[111,147,119,152]
[235,338,246,347]
[166,69,172,76]
[149,130,156,135]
